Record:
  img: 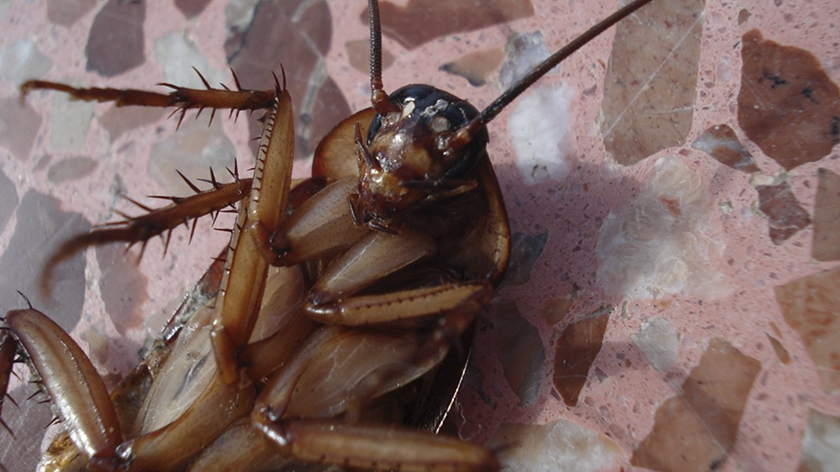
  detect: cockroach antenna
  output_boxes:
[454,0,656,148]
[366,0,656,151]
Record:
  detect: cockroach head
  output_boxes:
[353,0,657,232]
[352,84,488,231]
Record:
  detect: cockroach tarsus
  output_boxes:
[1,0,656,470]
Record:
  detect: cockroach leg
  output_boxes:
[184,418,295,472]
[24,71,288,294]
[261,176,369,266]
[15,72,291,470]
[237,316,317,381]
[0,329,17,439]
[307,228,437,304]
[4,308,123,466]
[259,419,499,472]
[247,326,497,471]
[105,372,255,471]
[40,177,253,294]
[253,326,438,420]
[102,259,304,471]
[305,281,490,326]
[20,70,276,127]
[210,84,295,386]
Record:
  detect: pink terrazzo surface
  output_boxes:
[1,1,839,471]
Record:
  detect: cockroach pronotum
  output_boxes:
[1,0,655,470]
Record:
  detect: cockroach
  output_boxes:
[1,0,655,470]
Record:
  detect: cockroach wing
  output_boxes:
[133,264,308,435]
[272,177,369,266]
[185,418,299,472]
[249,265,306,343]
[239,265,318,381]
[255,326,445,422]
[449,156,510,285]
[310,228,437,305]
[131,304,217,436]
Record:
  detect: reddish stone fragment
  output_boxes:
[372,0,534,50]
[737,30,840,171]
[47,0,96,26]
[766,333,791,365]
[539,297,573,326]
[0,191,90,330]
[692,124,759,173]
[631,339,761,472]
[225,0,350,160]
[99,105,166,143]
[175,0,212,18]
[775,265,840,391]
[755,181,811,244]
[812,168,840,261]
[441,48,505,87]
[86,0,146,76]
[96,244,150,336]
[552,308,610,406]
[601,0,704,166]
[0,97,42,161]
[492,301,544,407]
[346,39,395,75]
[47,157,98,184]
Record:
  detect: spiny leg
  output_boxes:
[210,86,296,385]
[0,329,17,441]
[41,170,253,294]
[249,325,497,472]
[258,419,499,472]
[31,70,289,295]
[21,68,282,127]
[306,280,491,421]
[4,308,123,464]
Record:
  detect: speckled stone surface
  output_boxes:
[1,1,839,471]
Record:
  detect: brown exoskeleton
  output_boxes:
[1,0,655,470]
